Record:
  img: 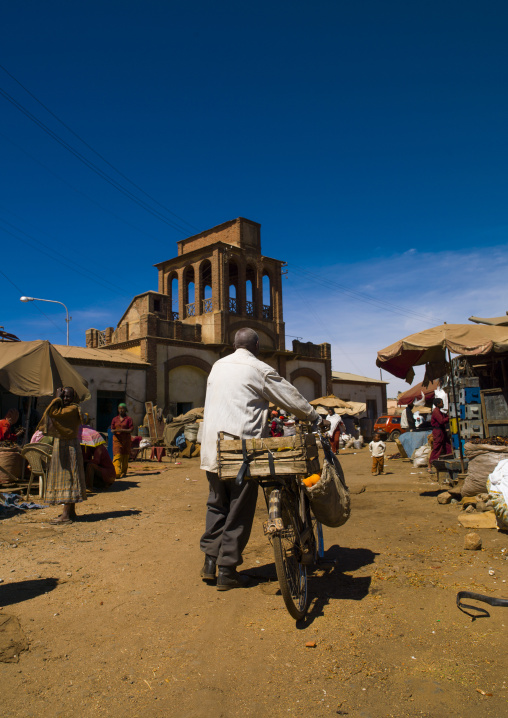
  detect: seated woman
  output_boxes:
[82,444,116,490]
[78,414,115,490]
[0,409,24,442]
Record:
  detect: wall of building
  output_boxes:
[167,365,207,408]
[286,358,327,399]
[71,365,146,429]
[293,376,316,402]
[332,380,384,419]
[155,343,220,409]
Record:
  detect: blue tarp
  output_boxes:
[399,430,432,458]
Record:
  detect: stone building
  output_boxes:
[331,371,388,424]
[86,217,332,415]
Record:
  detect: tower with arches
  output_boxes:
[155,217,285,351]
[86,217,332,411]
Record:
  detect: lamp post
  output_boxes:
[20,296,71,345]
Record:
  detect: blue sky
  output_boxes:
[1,1,507,397]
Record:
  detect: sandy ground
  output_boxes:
[1,448,507,718]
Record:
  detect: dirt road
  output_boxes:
[1,450,507,717]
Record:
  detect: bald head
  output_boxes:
[234,328,260,356]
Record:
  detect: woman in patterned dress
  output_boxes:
[38,386,86,524]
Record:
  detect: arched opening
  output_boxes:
[262,272,272,320]
[246,265,256,317]
[167,365,207,415]
[184,266,195,317]
[200,259,212,313]
[293,376,316,402]
[228,260,239,314]
[168,273,179,320]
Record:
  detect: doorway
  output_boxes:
[96,391,126,432]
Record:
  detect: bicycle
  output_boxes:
[234,426,333,620]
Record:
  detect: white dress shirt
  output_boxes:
[200,348,320,472]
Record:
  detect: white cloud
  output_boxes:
[283,244,508,398]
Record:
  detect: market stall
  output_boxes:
[0,340,90,485]
[377,323,508,474]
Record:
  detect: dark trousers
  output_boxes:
[200,471,259,567]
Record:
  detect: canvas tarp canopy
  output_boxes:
[0,340,90,401]
[469,314,508,327]
[310,394,366,416]
[376,324,508,383]
[397,379,439,406]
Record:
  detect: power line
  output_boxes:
[0,266,66,335]
[0,86,192,236]
[0,131,166,244]
[0,218,131,298]
[287,263,438,325]
[0,64,198,234]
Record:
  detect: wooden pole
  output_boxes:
[447,348,465,473]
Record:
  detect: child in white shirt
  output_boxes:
[369,433,386,475]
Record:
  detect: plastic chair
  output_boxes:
[21,444,53,500]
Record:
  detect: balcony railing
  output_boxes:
[245,300,255,317]
[203,298,213,313]
[171,311,179,321]
[185,302,196,317]
[263,305,273,320]
[229,297,238,314]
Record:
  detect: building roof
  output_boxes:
[331,370,388,385]
[54,345,149,367]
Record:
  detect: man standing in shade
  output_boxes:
[199,328,321,591]
[111,403,133,478]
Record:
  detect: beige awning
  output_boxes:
[310,394,366,416]
[377,324,508,383]
[469,314,508,327]
[0,340,90,400]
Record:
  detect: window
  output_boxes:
[376,417,388,424]
[153,299,161,312]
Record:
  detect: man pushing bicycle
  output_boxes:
[199,327,321,590]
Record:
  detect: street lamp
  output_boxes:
[20,296,71,346]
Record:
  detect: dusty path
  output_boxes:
[1,450,507,717]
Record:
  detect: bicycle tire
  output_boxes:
[271,488,309,620]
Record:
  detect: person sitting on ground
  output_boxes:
[428,397,451,472]
[401,401,416,432]
[79,414,116,491]
[0,409,24,442]
[37,386,87,524]
[111,403,134,478]
[369,432,386,476]
[82,444,116,491]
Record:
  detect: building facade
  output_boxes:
[331,371,388,424]
[85,218,332,415]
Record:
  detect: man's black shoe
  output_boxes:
[217,566,250,591]
[200,555,217,581]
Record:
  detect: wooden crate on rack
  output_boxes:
[217,429,320,479]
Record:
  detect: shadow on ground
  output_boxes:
[0,578,59,607]
[108,481,141,492]
[78,510,142,522]
[244,545,378,627]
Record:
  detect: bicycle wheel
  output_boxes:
[271,487,309,620]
